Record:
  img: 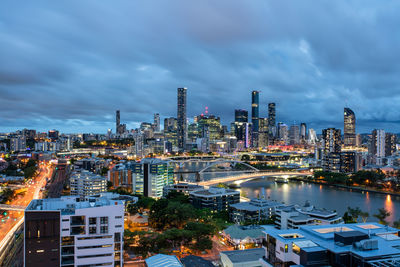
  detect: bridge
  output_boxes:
[198,160,259,174]
[198,171,312,186]
[0,204,26,211]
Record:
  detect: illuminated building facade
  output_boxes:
[177,87,187,151]
[344,107,356,146]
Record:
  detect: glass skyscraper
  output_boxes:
[344,107,356,146]
[251,91,259,146]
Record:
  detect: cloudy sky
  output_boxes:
[1,0,400,133]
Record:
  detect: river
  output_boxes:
[237,176,400,225]
[173,161,400,224]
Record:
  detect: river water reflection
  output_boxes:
[238,176,400,224]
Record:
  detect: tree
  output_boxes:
[373,208,391,225]
[347,207,362,222]
[100,167,109,176]
[241,154,250,161]
[191,237,213,252]
[360,211,369,223]
[393,220,400,229]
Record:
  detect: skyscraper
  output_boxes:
[153,113,160,132]
[322,128,342,172]
[300,123,307,142]
[251,91,259,147]
[385,133,397,157]
[235,109,248,122]
[370,129,385,165]
[177,87,187,151]
[268,103,276,127]
[116,110,120,133]
[289,125,300,145]
[344,108,356,146]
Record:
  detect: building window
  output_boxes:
[71,216,85,226]
[114,242,121,251]
[114,233,121,242]
[100,217,108,224]
[100,226,108,234]
[89,227,97,234]
[89,217,97,225]
[70,226,85,235]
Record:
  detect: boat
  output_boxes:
[275,177,289,183]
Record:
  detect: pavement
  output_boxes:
[0,162,52,244]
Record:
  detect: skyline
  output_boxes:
[2,1,400,133]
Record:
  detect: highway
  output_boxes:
[198,171,312,186]
[0,162,52,247]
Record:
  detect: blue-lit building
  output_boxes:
[260,222,400,267]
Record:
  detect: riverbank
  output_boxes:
[291,177,400,197]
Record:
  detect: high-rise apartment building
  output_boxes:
[344,107,356,146]
[24,194,125,267]
[278,123,289,144]
[307,129,317,145]
[177,88,187,151]
[10,136,26,152]
[235,109,248,123]
[251,91,259,147]
[322,128,342,172]
[70,171,107,197]
[153,113,160,132]
[370,129,385,165]
[385,133,397,157]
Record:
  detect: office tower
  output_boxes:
[385,133,397,157]
[164,117,178,147]
[109,159,173,198]
[133,132,144,158]
[116,110,120,133]
[177,87,187,151]
[258,118,269,147]
[48,130,59,140]
[278,123,289,145]
[24,194,125,267]
[22,129,36,139]
[300,123,307,141]
[251,91,259,147]
[289,125,300,145]
[268,103,276,127]
[153,113,160,132]
[307,128,317,145]
[235,109,248,122]
[344,107,356,146]
[356,134,362,147]
[370,129,385,165]
[322,128,342,172]
[196,114,222,141]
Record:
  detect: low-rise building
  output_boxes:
[260,223,400,267]
[229,198,283,223]
[145,254,183,267]
[162,182,204,197]
[24,194,125,267]
[220,248,264,267]
[70,171,107,197]
[275,202,343,229]
[189,187,240,212]
[222,225,265,249]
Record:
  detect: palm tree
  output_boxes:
[373,208,391,225]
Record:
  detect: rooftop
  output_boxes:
[220,248,264,263]
[145,254,183,267]
[223,225,265,240]
[26,194,125,214]
[190,187,239,197]
[180,255,214,267]
[264,222,400,258]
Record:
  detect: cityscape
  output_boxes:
[2,1,400,267]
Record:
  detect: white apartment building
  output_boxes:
[24,195,125,267]
[70,171,107,197]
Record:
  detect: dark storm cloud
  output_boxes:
[1,0,400,133]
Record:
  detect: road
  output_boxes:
[0,162,52,243]
[198,171,312,186]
